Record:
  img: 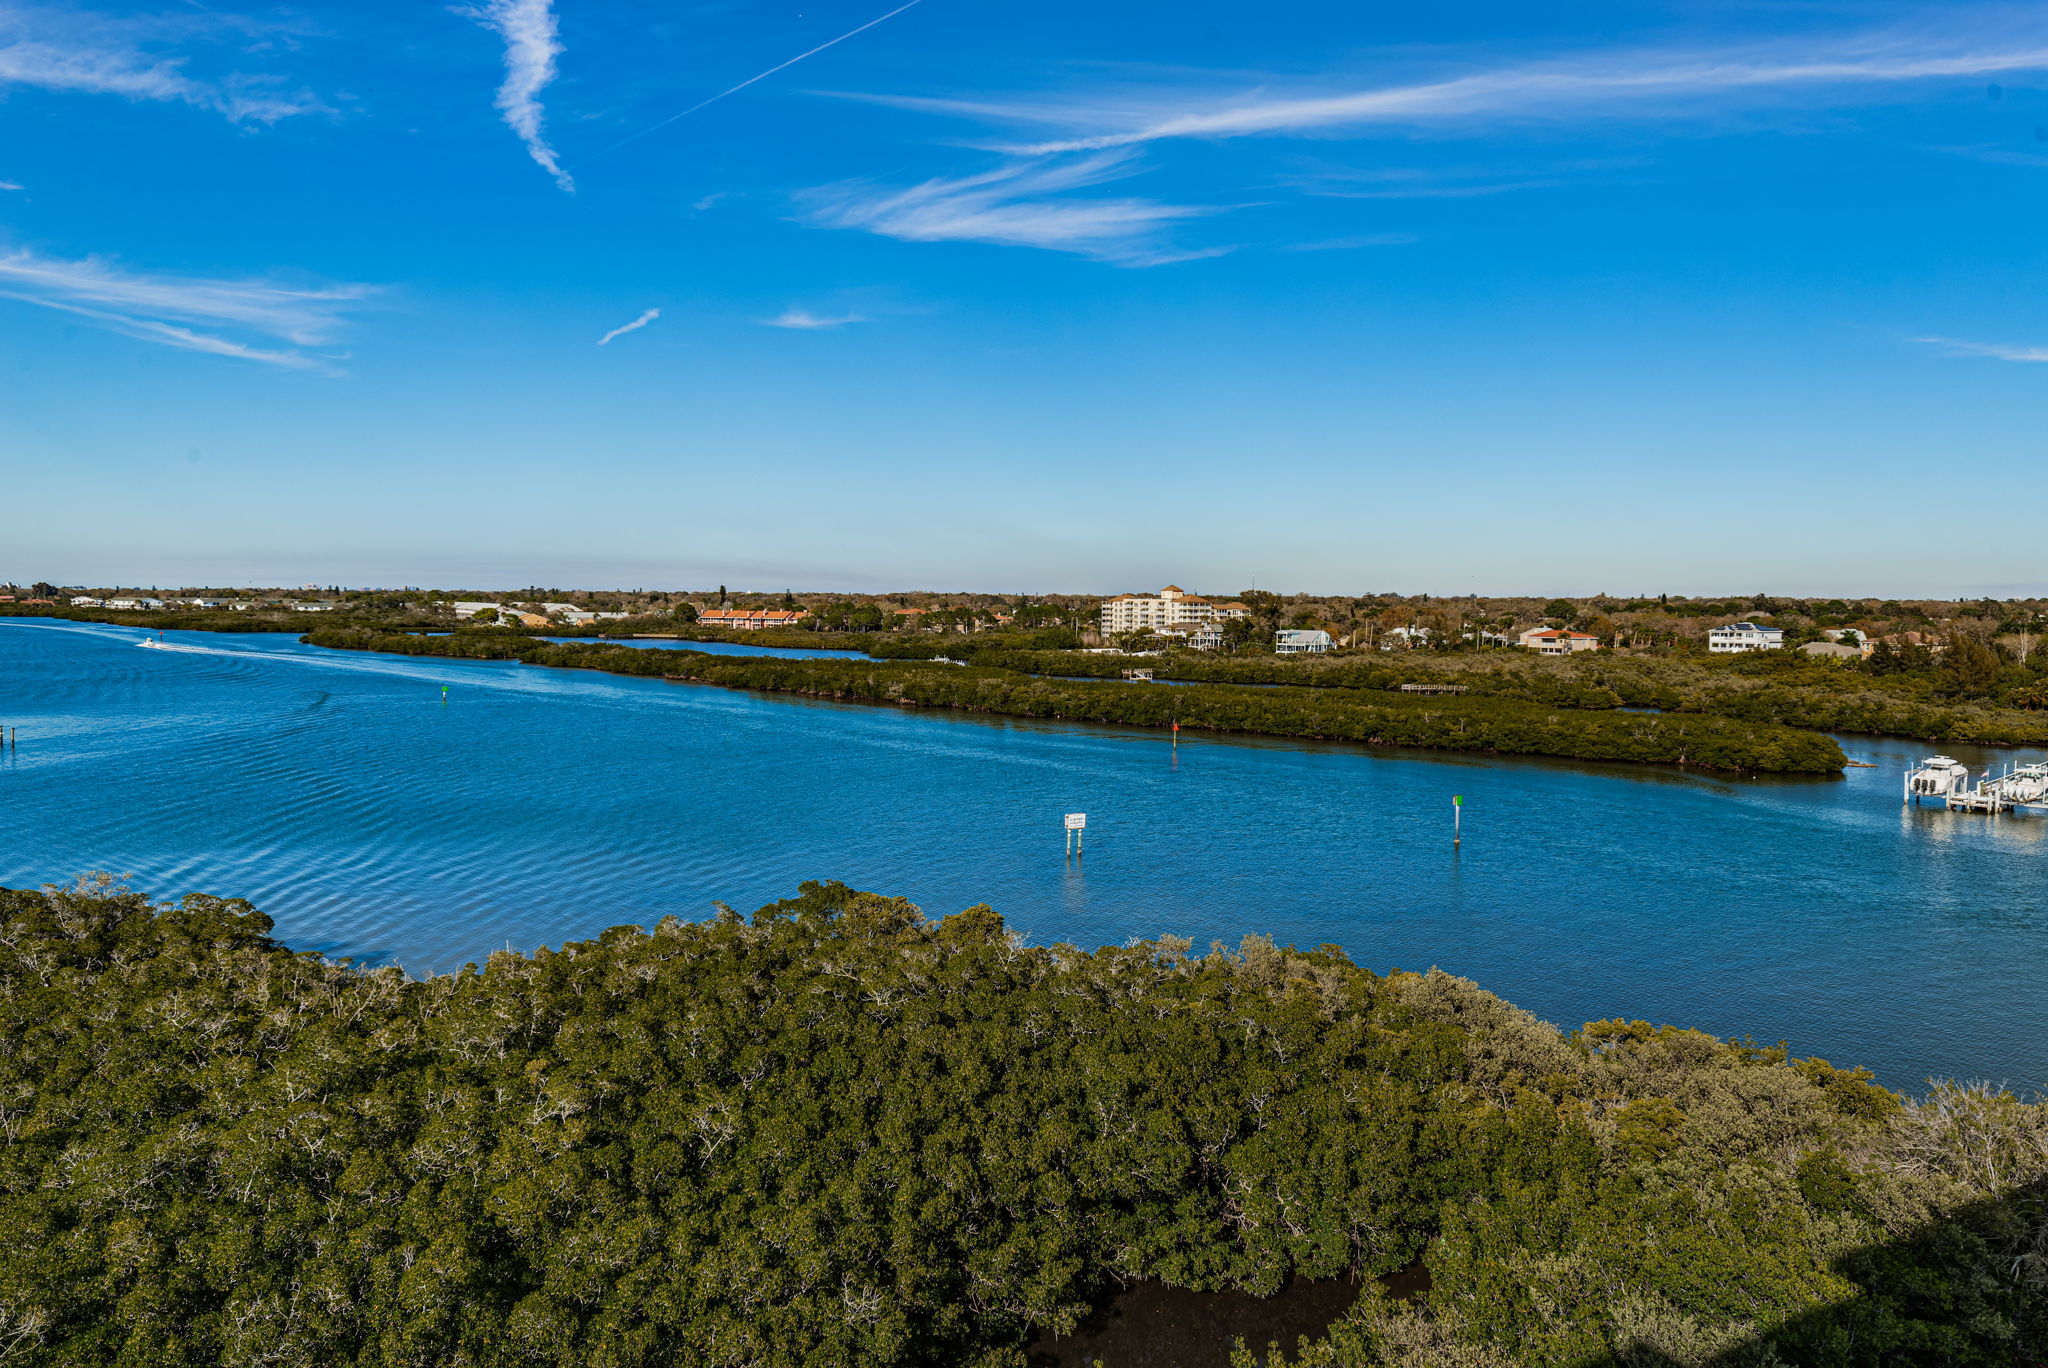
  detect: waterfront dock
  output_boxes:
[1904,756,2048,815]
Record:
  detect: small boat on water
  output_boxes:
[1904,755,1969,803]
[1994,762,2048,805]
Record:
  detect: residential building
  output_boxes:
[289,601,341,612]
[70,596,103,607]
[1187,624,1226,650]
[1873,631,1945,657]
[1099,585,1251,635]
[699,608,812,631]
[1518,627,1601,656]
[1378,625,1433,650]
[181,598,230,609]
[1275,629,1332,655]
[1708,622,1784,653]
[105,596,164,610]
[450,601,501,619]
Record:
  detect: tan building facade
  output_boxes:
[1518,627,1601,656]
[1099,585,1250,635]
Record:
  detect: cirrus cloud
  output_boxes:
[798,151,1219,267]
[1914,335,2048,363]
[0,247,376,373]
[762,307,867,330]
[0,2,321,122]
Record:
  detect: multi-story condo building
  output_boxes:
[1708,622,1784,653]
[1099,585,1251,636]
[699,608,812,631]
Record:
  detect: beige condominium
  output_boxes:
[1099,585,1251,635]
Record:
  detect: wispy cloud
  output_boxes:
[1279,157,1641,201]
[762,307,867,329]
[471,0,572,191]
[1280,232,1417,252]
[1930,142,2048,170]
[852,29,2048,155]
[0,3,319,122]
[1915,335,2048,363]
[0,247,374,371]
[0,180,20,192]
[800,151,1216,266]
[597,306,660,344]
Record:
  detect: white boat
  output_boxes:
[1994,763,2048,806]
[1905,755,1969,803]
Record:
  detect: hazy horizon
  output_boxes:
[22,573,2044,603]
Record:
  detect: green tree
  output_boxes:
[1942,633,2002,698]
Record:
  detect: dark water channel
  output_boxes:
[1027,1264,1429,1367]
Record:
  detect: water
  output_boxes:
[1,618,2042,1093]
[542,636,878,660]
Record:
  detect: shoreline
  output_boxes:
[299,627,1848,774]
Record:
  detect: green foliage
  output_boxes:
[1941,633,2003,699]
[4,880,2041,1368]
[0,604,452,635]
[971,642,2048,748]
[0,878,1446,1366]
[300,631,1847,773]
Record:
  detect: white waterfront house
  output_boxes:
[537,602,598,624]
[1517,627,1601,656]
[1274,629,1332,655]
[1708,622,1784,653]
[70,596,103,607]
[1099,585,1251,636]
[450,601,502,619]
[105,596,164,610]
[1378,625,1433,650]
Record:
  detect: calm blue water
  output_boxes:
[1,618,2042,1093]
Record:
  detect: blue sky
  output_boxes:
[4,0,2048,595]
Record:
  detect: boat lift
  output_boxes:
[1904,755,2048,814]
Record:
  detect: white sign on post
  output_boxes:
[1064,813,1087,830]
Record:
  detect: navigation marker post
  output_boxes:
[1452,794,1462,847]
[1064,812,1086,859]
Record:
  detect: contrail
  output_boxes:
[575,0,925,166]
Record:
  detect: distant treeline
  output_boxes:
[302,629,1846,773]
[3,876,2041,1367]
[871,635,2048,747]
[0,603,449,635]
